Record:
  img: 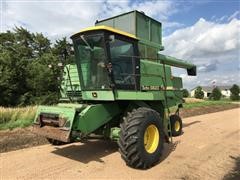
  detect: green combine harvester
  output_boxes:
[33,11,196,169]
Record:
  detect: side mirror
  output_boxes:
[187,66,197,76]
[63,48,68,60]
[70,46,75,55]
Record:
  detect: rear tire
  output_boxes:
[47,138,66,146]
[118,107,164,169]
[169,114,182,137]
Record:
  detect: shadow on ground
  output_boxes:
[51,139,180,166]
[223,156,240,180]
[51,140,118,164]
[183,121,201,128]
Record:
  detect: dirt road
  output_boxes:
[0,108,239,179]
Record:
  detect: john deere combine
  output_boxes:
[33,11,196,169]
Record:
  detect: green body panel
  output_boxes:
[114,91,183,105]
[114,91,164,100]
[34,102,121,139]
[172,77,183,89]
[140,60,173,87]
[60,64,81,101]
[72,103,121,134]
[57,103,84,109]
[96,10,164,52]
[34,104,84,129]
[81,91,115,101]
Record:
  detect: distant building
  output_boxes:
[190,86,232,98]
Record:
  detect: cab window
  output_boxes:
[109,37,137,89]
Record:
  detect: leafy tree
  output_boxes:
[194,86,204,99]
[24,53,62,105]
[0,28,30,106]
[209,87,222,100]
[230,84,240,101]
[0,26,71,106]
[32,33,51,57]
[53,37,73,65]
[182,89,189,97]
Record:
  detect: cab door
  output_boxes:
[108,34,140,90]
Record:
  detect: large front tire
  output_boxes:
[118,107,164,169]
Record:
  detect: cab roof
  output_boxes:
[71,25,137,40]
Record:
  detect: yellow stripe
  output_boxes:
[73,25,137,39]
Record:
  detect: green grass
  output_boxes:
[183,99,233,109]
[0,106,37,130]
[170,99,235,113]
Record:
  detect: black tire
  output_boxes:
[169,114,182,137]
[118,107,164,169]
[47,138,66,146]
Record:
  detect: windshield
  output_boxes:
[73,34,110,90]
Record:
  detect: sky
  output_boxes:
[1,0,240,89]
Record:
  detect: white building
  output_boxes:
[190,86,232,98]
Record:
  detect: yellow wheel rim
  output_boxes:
[174,121,180,132]
[144,124,159,153]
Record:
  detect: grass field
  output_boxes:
[183,98,233,109]
[0,106,37,130]
[0,98,237,130]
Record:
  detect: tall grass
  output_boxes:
[0,106,37,130]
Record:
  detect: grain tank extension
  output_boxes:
[33,11,196,169]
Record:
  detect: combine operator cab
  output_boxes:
[71,27,140,92]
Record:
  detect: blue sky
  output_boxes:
[1,0,240,89]
[165,1,240,34]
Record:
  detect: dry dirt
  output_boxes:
[0,108,239,180]
[0,127,48,153]
[180,103,239,118]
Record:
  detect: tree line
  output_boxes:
[0,27,73,107]
[182,84,240,100]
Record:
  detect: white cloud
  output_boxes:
[101,0,176,20]
[131,0,175,20]
[198,60,218,73]
[179,73,197,84]
[3,1,103,39]
[163,18,240,62]
[165,18,240,89]
[2,0,177,40]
